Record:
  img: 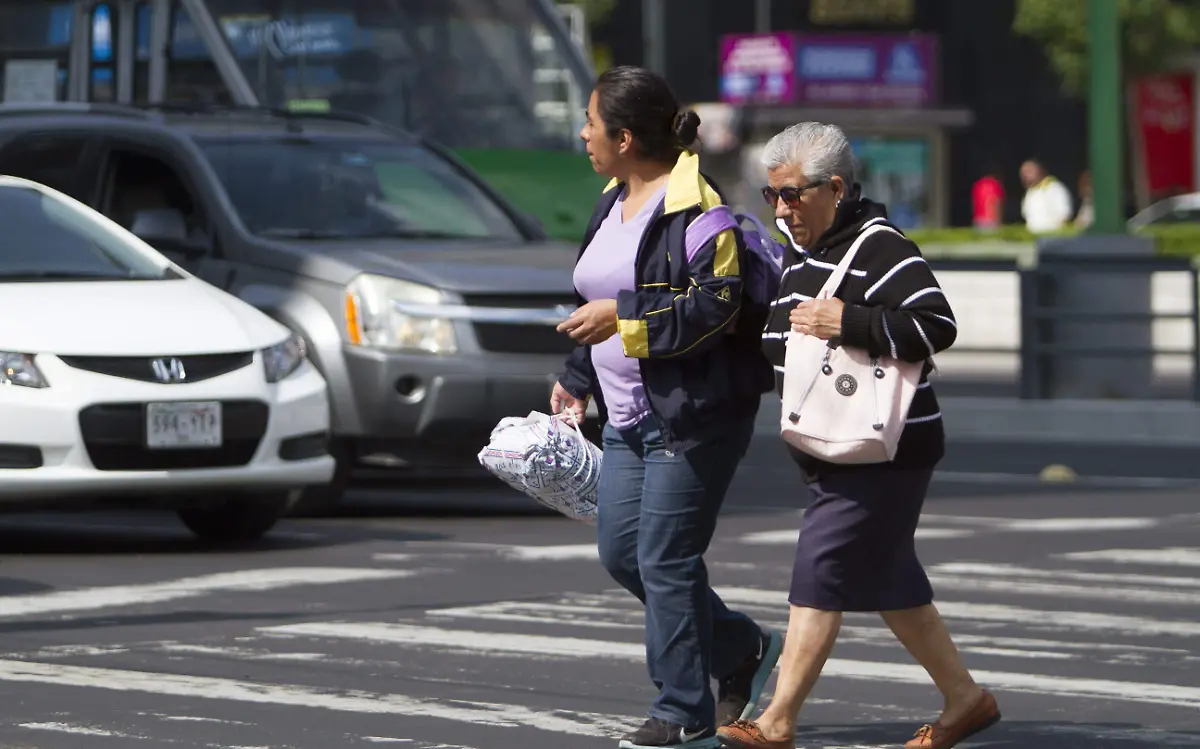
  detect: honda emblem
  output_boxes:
[150,357,187,383]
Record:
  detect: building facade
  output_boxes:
[591,0,1093,228]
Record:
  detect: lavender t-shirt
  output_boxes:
[573,186,666,431]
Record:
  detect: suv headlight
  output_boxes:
[344,274,457,354]
[261,333,307,383]
[0,352,48,388]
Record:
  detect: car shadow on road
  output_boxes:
[795,720,1199,747]
[0,515,449,555]
[0,577,55,596]
[0,608,325,635]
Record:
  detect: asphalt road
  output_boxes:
[0,455,1198,749]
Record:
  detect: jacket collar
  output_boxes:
[602,150,722,215]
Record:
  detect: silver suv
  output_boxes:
[0,103,580,512]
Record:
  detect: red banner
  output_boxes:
[1132,72,1196,200]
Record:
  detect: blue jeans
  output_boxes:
[596,414,762,730]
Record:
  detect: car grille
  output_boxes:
[459,293,578,355]
[58,352,254,383]
[78,400,268,471]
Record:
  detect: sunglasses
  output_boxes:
[761,180,829,208]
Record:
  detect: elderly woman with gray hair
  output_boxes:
[717,123,1001,749]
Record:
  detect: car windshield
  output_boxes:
[198,137,525,241]
[0,185,173,282]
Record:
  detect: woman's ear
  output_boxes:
[618,129,633,156]
[830,177,846,203]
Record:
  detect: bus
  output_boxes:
[0,0,604,240]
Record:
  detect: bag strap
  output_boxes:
[683,205,737,264]
[816,220,900,300]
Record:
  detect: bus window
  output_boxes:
[177,0,589,151]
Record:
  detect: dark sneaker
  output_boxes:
[716,628,783,726]
[618,717,720,749]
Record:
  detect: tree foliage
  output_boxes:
[556,0,618,27]
[1014,0,1200,96]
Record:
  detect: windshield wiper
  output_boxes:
[0,270,152,281]
[257,228,356,239]
[257,228,475,241]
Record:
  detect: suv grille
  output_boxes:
[79,400,268,471]
[59,352,254,383]
[459,293,577,355]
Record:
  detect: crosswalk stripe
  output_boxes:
[0,659,633,738]
[918,515,1162,532]
[0,568,413,619]
[713,586,1200,637]
[737,527,974,544]
[1059,547,1200,567]
[423,598,1184,661]
[254,621,1200,709]
[924,574,1200,606]
[930,562,1200,588]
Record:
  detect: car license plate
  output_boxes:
[146,401,222,449]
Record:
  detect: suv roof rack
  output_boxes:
[133,102,380,126]
[0,101,155,120]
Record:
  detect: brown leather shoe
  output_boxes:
[905,690,1001,749]
[716,719,793,749]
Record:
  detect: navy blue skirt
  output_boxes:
[788,465,935,612]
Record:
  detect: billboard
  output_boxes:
[720,32,939,108]
[719,33,796,105]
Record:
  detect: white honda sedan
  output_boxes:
[0,177,334,541]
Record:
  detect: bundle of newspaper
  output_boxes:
[477,411,601,524]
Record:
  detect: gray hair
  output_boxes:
[760,122,857,186]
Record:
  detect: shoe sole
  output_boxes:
[739,630,784,721]
[942,710,1002,749]
[619,738,721,749]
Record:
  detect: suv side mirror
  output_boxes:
[520,210,547,239]
[130,208,206,257]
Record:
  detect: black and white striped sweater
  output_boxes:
[761,198,956,480]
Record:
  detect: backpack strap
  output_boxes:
[683,205,739,264]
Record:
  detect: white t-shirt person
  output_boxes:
[1019,161,1074,233]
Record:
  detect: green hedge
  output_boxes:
[903,223,1200,260]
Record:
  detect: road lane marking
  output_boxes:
[713,586,1200,637]
[253,622,1200,708]
[0,659,633,738]
[930,562,1200,588]
[737,528,974,545]
[1059,548,1200,567]
[0,568,413,619]
[919,515,1161,532]
[422,598,1180,660]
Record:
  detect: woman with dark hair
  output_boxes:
[551,66,781,749]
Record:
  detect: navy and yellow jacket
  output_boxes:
[559,150,774,453]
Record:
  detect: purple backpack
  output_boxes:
[684,205,787,307]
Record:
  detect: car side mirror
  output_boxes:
[131,208,206,257]
[520,210,547,239]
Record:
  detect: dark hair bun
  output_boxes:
[673,110,701,148]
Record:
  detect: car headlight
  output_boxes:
[344,274,457,354]
[261,333,307,383]
[0,352,48,388]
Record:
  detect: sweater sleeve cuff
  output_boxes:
[840,303,874,350]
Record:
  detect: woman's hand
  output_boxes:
[790,298,844,340]
[557,299,618,345]
[550,381,588,424]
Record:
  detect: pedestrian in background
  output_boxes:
[1019,159,1073,233]
[971,167,1005,231]
[551,65,782,749]
[717,122,1001,749]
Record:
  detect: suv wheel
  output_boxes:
[177,491,295,542]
